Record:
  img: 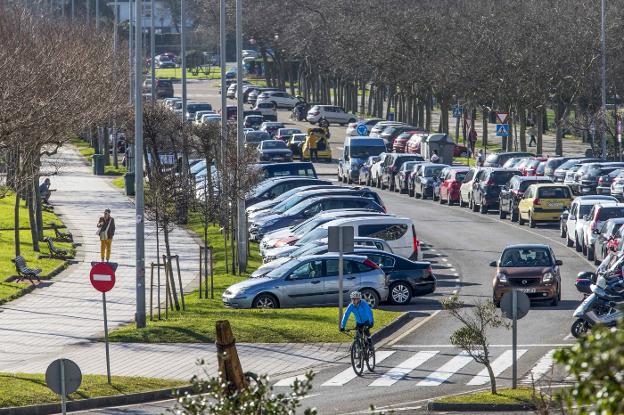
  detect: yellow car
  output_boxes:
[518,183,573,228]
[301,127,332,162]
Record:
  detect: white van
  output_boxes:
[295,216,421,260]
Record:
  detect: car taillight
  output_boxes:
[533,198,541,205]
[485,180,495,186]
[363,259,380,269]
[451,180,460,188]
[413,230,419,256]
[598,177,605,185]
[311,111,319,115]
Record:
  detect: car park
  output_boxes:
[244,115,264,130]
[288,133,306,159]
[560,195,617,249]
[392,130,422,153]
[338,137,386,184]
[573,163,624,195]
[394,161,424,194]
[378,153,425,190]
[484,151,535,167]
[256,90,302,109]
[518,157,547,176]
[275,128,302,142]
[222,253,388,309]
[200,114,221,124]
[411,163,449,199]
[244,131,271,149]
[301,128,332,162]
[369,121,405,138]
[592,218,624,264]
[253,102,278,121]
[553,157,604,182]
[248,87,280,106]
[491,244,562,307]
[596,168,623,195]
[246,176,329,206]
[306,105,357,126]
[255,161,317,179]
[247,184,336,215]
[405,132,429,154]
[471,168,522,213]
[193,110,217,124]
[380,125,421,151]
[438,166,471,205]
[518,183,573,227]
[544,156,579,178]
[499,176,554,221]
[260,122,285,137]
[257,140,293,163]
[581,202,624,260]
[185,103,213,121]
[346,118,384,136]
[359,156,382,186]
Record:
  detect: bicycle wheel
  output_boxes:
[350,338,364,376]
[365,342,376,372]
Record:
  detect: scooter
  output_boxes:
[571,272,624,338]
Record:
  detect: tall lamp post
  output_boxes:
[600,0,607,159]
[235,0,247,272]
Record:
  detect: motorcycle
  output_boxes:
[571,271,624,338]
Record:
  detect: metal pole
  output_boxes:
[60,359,67,415]
[135,0,146,329]
[512,289,518,389]
[86,0,90,23]
[219,0,226,164]
[150,0,155,101]
[601,0,607,159]
[95,0,99,29]
[112,0,119,168]
[129,0,134,104]
[235,0,247,272]
[338,228,344,326]
[181,0,187,121]
[71,0,74,20]
[102,292,112,384]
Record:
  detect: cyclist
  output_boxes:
[339,291,374,339]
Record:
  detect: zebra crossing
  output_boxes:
[274,347,562,388]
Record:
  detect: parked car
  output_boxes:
[394,161,424,194]
[519,157,547,176]
[338,137,387,184]
[259,122,285,138]
[275,128,302,142]
[244,115,264,130]
[222,253,388,308]
[596,168,623,195]
[253,102,278,121]
[472,168,522,213]
[560,196,617,249]
[405,132,429,154]
[410,163,449,199]
[142,79,174,98]
[255,161,317,180]
[359,156,381,186]
[369,152,387,188]
[438,166,471,205]
[185,103,213,121]
[155,54,176,68]
[246,176,328,206]
[380,125,421,151]
[369,121,405,138]
[553,157,605,182]
[491,244,562,307]
[247,184,335,215]
[358,250,436,305]
[346,118,384,136]
[257,90,302,109]
[518,183,573,227]
[502,157,529,169]
[592,218,624,264]
[484,152,535,167]
[301,128,332,162]
[544,156,579,178]
[581,202,624,260]
[244,131,271,149]
[248,87,280,106]
[459,168,486,208]
[306,105,357,126]
[499,176,553,221]
[288,133,307,159]
[574,163,624,195]
[379,153,425,190]
[257,140,293,163]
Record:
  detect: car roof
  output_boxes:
[345,137,386,145]
[513,176,552,181]
[575,196,618,204]
[526,183,570,188]
[297,253,368,262]
[321,216,411,227]
[502,244,551,251]
[604,217,624,223]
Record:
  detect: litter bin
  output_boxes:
[124,172,135,196]
[92,154,105,175]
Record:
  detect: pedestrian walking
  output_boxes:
[97,209,116,262]
[529,125,537,147]
[306,133,320,162]
[468,127,478,156]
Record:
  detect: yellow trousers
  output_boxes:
[100,239,112,261]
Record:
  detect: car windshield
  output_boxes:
[262,141,287,149]
[423,165,446,177]
[558,159,584,170]
[536,162,546,174]
[490,171,520,185]
[265,259,299,279]
[500,247,552,267]
[297,227,329,245]
[579,205,594,216]
[519,180,548,192]
[538,187,570,198]
[187,104,211,112]
[597,207,624,221]
[402,161,419,171]
[245,132,270,143]
[351,146,385,159]
[291,241,325,257]
[273,194,306,213]
[293,216,331,236]
[292,134,306,142]
[503,158,523,168]
[455,171,468,181]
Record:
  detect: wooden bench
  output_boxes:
[12,256,41,284]
[50,223,73,243]
[43,237,70,259]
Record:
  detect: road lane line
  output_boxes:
[397,344,572,348]
[522,349,556,383]
[467,349,527,385]
[370,351,438,387]
[416,352,472,386]
[275,373,315,387]
[321,351,395,387]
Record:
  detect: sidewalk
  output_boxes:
[0,146,339,380]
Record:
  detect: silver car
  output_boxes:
[222,254,389,309]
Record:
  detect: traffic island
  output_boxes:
[427,387,537,412]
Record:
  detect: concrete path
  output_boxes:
[0,146,340,380]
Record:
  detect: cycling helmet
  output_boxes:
[350,291,362,300]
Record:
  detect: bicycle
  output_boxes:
[344,325,376,376]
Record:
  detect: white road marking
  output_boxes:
[321,351,395,387]
[416,352,473,386]
[274,373,315,387]
[370,351,437,387]
[441,258,448,262]
[563,333,575,341]
[398,344,572,348]
[522,349,556,383]
[467,349,527,385]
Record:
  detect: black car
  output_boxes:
[394,161,423,194]
[244,115,264,130]
[499,176,553,221]
[258,140,293,163]
[255,162,317,179]
[575,163,624,196]
[357,250,436,305]
[244,131,271,149]
[379,153,424,191]
[185,103,213,121]
[472,168,522,213]
[553,157,605,182]
[360,156,381,186]
[411,163,448,199]
[592,218,624,264]
[246,176,330,206]
[484,151,535,167]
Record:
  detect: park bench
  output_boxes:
[42,237,70,259]
[11,256,41,284]
[50,223,73,243]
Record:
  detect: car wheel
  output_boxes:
[348,118,357,124]
[389,179,395,191]
[518,213,526,225]
[459,195,466,207]
[360,288,380,309]
[499,207,507,219]
[529,214,536,228]
[447,194,453,205]
[575,234,583,252]
[511,208,519,222]
[594,249,602,265]
[587,245,594,261]
[408,186,414,197]
[571,318,589,338]
[492,294,500,308]
[439,192,446,204]
[567,235,574,247]
[471,197,479,212]
[582,241,587,256]
[390,282,412,305]
[421,188,427,200]
[252,293,279,309]
[366,177,371,186]
[480,199,488,214]
[560,221,567,238]
[551,287,559,306]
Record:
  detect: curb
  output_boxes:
[426,401,536,412]
[371,311,416,347]
[0,385,192,415]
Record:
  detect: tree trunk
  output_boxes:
[482,106,489,155]
[440,97,449,134]
[163,222,180,311]
[14,190,21,257]
[360,80,366,115]
[425,93,432,132]
[486,362,497,394]
[519,108,527,151]
[555,101,565,156]
[28,178,39,252]
[537,108,544,155]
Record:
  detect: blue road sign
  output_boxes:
[356,123,369,135]
[452,105,463,118]
[496,124,511,137]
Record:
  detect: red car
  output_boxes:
[393,131,421,153]
[406,133,429,154]
[453,144,469,158]
[438,166,471,205]
[519,157,548,176]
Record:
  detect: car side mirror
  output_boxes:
[489,260,498,267]
[555,259,563,266]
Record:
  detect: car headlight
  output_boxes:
[497,272,508,283]
[543,272,554,283]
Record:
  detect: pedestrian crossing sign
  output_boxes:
[496,124,510,137]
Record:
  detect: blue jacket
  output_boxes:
[341,300,374,329]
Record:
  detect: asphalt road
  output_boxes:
[87,81,589,414]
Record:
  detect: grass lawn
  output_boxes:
[108,211,401,343]
[155,67,221,80]
[104,165,127,176]
[111,177,125,189]
[434,387,535,404]
[0,194,62,230]
[70,137,95,159]
[0,372,185,408]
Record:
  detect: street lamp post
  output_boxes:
[112,0,119,168]
[235,0,247,272]
[150,0,155,101]
[600,0,607,159]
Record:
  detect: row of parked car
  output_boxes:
[220,162,435,309]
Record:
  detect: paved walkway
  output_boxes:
[0,146,343,380]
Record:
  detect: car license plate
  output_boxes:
[547,202,562,208]
[518,288,536,293]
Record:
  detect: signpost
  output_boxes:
[46,358,82,415]
[617,118,622,161]
[356,123,369,136]
[452,105,463,119]
[90,262,116,384]
[328,226,354,327]
[500,290,530,389]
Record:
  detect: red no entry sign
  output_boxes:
[90,263,116,293]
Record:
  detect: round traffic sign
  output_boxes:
[500,290,530,320]
[356,123,368,136]
[46,358,82,395]
[90,262,116,293]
